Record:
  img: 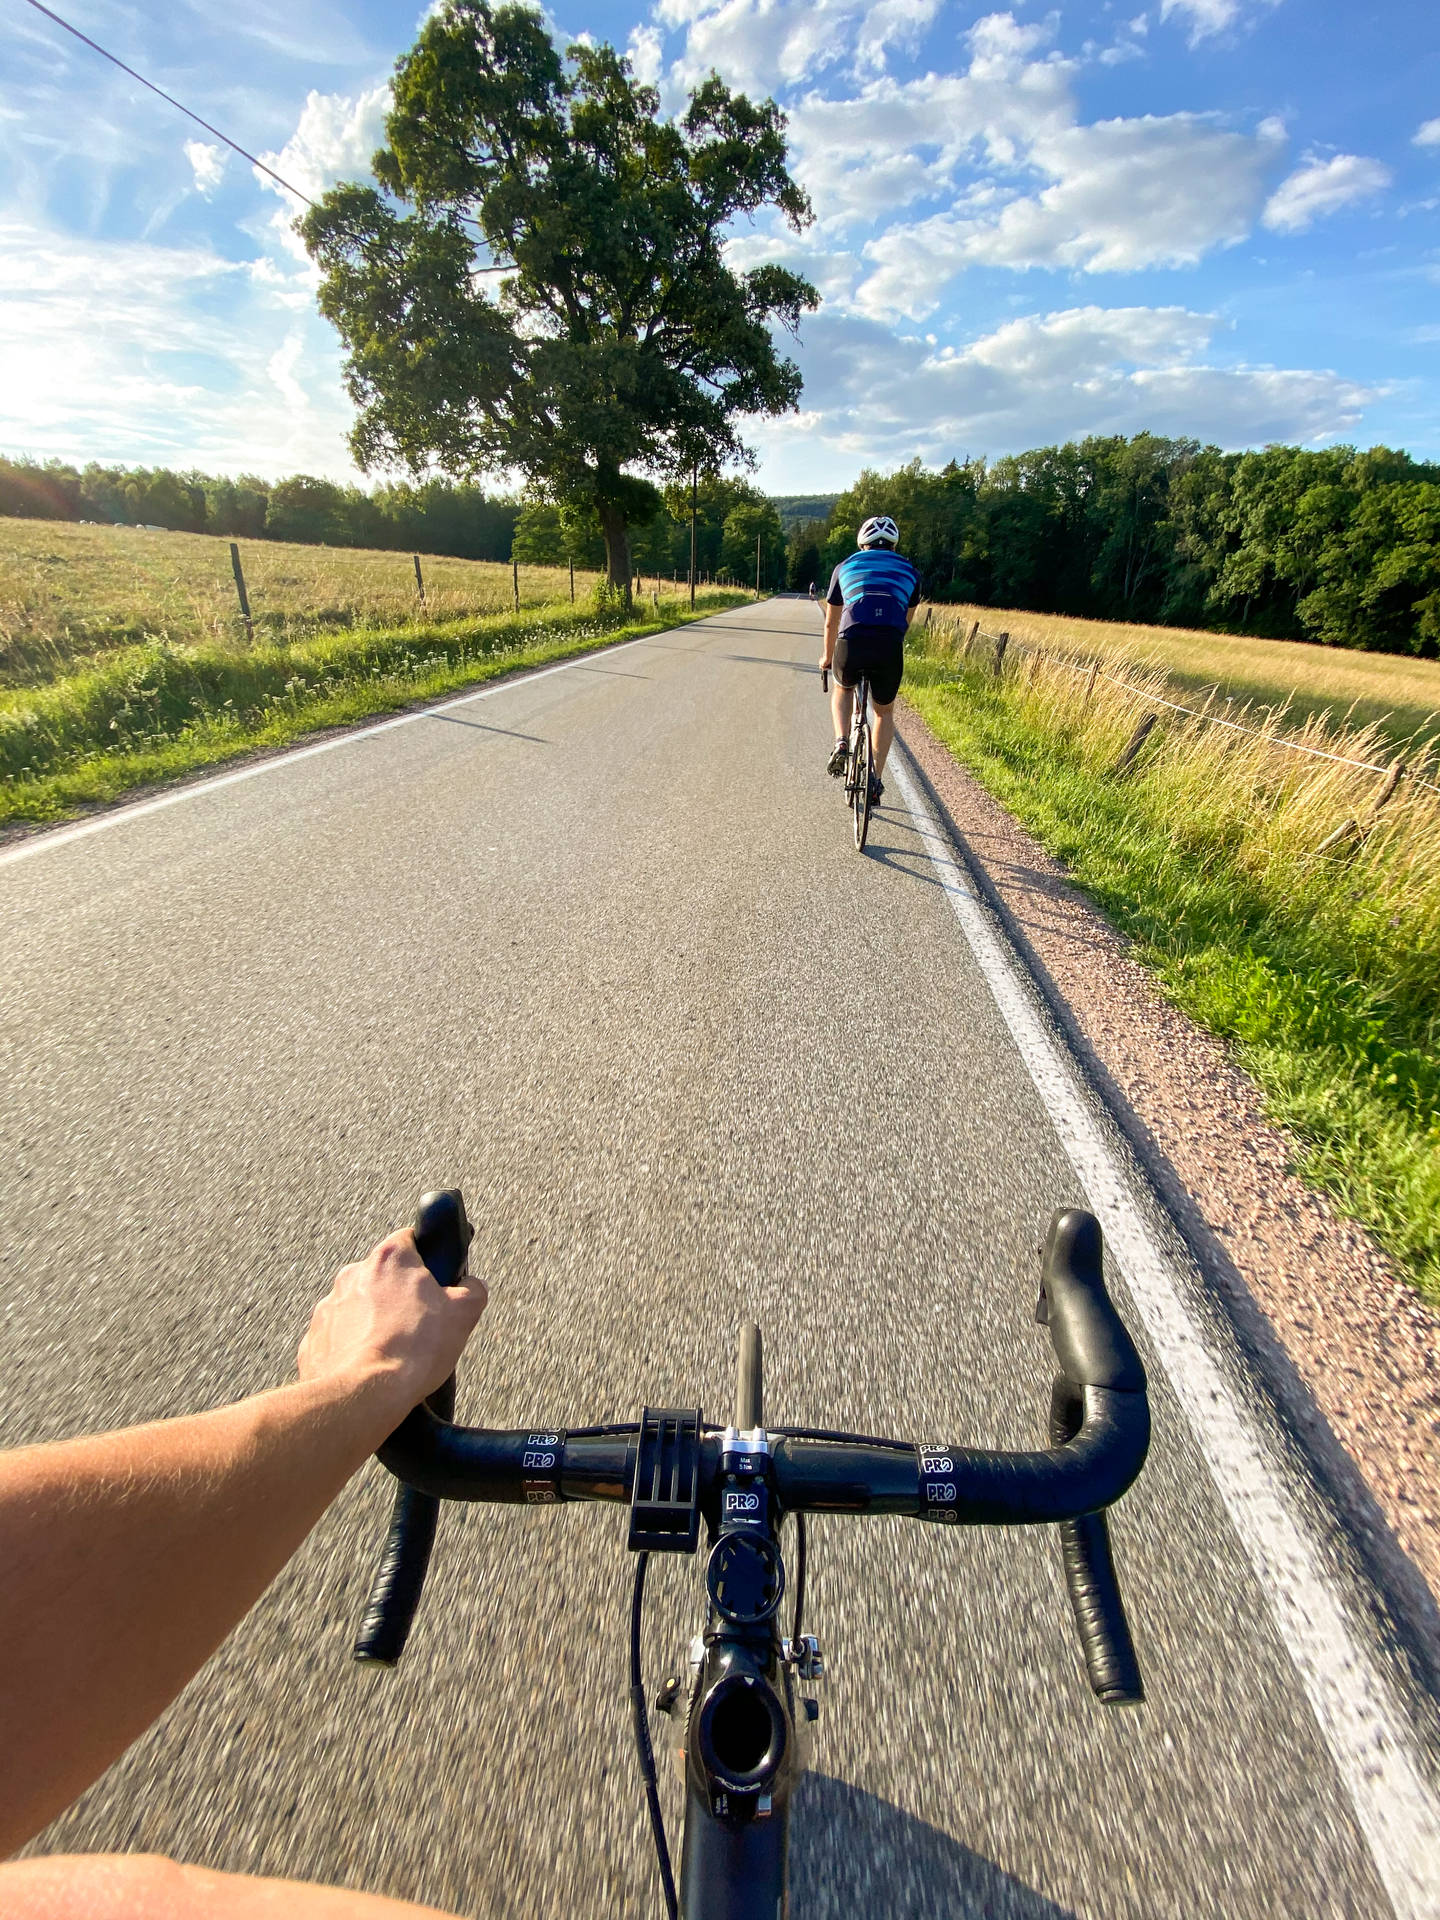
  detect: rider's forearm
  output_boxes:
[0,1854,464,1919]
[822,606,840,659]
[0,1368,404,1857]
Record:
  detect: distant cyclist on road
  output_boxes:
[820,515,921,806]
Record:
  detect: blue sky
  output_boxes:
[2,0,1438,492]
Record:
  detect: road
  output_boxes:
[1,597,1433,1918]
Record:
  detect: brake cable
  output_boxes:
[629,1553,678,1920]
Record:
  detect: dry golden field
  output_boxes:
[936,601,1440,754]
[0,517,621,684]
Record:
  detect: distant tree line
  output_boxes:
[0,456,518,561]
[791,439,1440,657]
[0,454,795,587]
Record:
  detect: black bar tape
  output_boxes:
[1050,1374,1144,1704]
[352,1483,441,1666]
[1057,1511,1144,1704]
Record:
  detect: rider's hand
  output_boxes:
[297,1229,487,1417]
[819,652,833,671]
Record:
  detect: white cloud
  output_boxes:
[854,0,943,72]
[856,114,1284,318]
[1262,153,1392,233]
[785,16,1074,225]
[1414,118,1440,149]
[626,24,665,87]
[780,12,1285,306]
[1158,0,1280,45]
[256,85,391,207]
[663,0,940,93]
[751,303,1377,483]
[0,218,361,478]
[183,141,228,198]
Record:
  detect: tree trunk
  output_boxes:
[597,501,631,608]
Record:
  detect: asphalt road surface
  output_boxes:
[3,599,1435,1918]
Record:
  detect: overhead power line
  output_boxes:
[20,0,315,205]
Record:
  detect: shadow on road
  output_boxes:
[723,653,819,671]
[852,822,946,890]
[423,713,548,744]
[791,1773,1077,1918]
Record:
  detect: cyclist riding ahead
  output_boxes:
[821,515,921,806]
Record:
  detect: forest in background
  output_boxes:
[8,435,1440,656]
[0,455,787,590]
[790,439,1440,658]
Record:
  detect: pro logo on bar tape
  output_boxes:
[522,1432,565,1505]
[918,1446,960,1523]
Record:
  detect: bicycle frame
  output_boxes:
[350,1196,1150,1918]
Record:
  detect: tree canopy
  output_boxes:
[301,0,817,599]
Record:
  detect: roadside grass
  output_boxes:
[936,602,1440,757]
[0,591,746,826]
[0,517,612,683]
[906,614,1440,1303]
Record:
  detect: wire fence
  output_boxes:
[927,609,1440,797]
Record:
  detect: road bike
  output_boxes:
[351,1192,1151,1920]
[819,664,875,854]
[843,672,874,853]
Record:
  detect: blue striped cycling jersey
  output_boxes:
[826,548,921,635]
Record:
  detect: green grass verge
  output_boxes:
[903,648,1440,1305]
[0,592,746,825]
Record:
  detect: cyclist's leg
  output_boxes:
[830,675,853,744]
[829,629,856,772]
[0,1855,465,1920]
[867,632,904,773]
[871,699,895,773]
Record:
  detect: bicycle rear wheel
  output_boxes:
[851,696,872,852]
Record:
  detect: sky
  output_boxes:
[2,0,1438,493]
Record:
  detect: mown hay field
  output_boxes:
[936,602,1440,755]
[0,517,620,684]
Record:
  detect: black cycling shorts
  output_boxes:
[833,623,904,705]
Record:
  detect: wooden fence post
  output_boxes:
[569,559,575,604]
[412,555,426,608]
[1084,661,1099,701]
[512,558,520,613]
[229,542,253,642]
[1316,760,1406,860]
[1370,761,1404,811]
[993,630,1009,675]
[1113,712,1158,777]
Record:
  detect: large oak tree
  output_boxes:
[301,1,818,598]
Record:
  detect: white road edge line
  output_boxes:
[890,743,1440,1920]
[0,615,741,872]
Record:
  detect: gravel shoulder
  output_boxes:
[897,696,1440,1638]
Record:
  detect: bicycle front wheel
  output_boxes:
[852,712,872,852]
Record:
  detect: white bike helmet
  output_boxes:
[857,514,899,549]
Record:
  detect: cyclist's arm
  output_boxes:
[821,600,841,663]
[0,1233,485,1858]
[1,1854,464,1920]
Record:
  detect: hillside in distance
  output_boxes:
[769,494,839,529]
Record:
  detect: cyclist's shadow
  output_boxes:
[792,1773,1077,1918]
